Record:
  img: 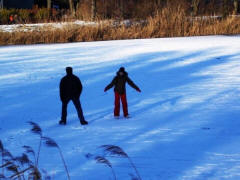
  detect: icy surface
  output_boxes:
[1,36,240,179]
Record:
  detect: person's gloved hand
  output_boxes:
[136,88,141,92]
[104,87,107,92]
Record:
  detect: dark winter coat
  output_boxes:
[105,70,140,94]
[60,74,82,102]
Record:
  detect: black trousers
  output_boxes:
[61,97,86,123]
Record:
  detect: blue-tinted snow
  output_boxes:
[1,36,240,179]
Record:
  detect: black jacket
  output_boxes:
[105,71,139,94]
[60,74,82,101]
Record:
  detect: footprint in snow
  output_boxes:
[202,127,211,130]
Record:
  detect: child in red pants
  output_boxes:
[104,67,141,118]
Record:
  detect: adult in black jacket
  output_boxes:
[104,67,141,118]
[59,67,88,125]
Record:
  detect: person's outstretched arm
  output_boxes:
[104,77,117,92]
[126,76,141,92]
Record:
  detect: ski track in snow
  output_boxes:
[1,36,240,179]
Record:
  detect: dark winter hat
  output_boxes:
[119,67,125,72]
[66,67,73,75]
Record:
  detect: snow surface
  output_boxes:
[1,36,240,179]
[0,20,142,33]
[0,21,96,32]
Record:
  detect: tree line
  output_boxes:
[42,0,239,20]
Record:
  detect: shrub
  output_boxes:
[18,9,31,23]
[0,9,17,24]
[75,2,91,20]
[34,8,50,22]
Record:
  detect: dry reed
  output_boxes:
[0,6,240,45]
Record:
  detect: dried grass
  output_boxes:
[0,6,240,45]
[0,122,70,180]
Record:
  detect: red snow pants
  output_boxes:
[114,92,128,117]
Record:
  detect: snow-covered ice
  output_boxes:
[0,21,97,32]
[1,36,240,179]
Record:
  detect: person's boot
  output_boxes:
[124,115,130,119]
[81,120,88,125]
[59,119,66,125]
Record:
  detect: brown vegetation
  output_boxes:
[1,0,239,24]
[1,5,240,46]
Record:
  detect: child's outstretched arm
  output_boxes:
[126,77,141,92]
[104,77,117,92]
